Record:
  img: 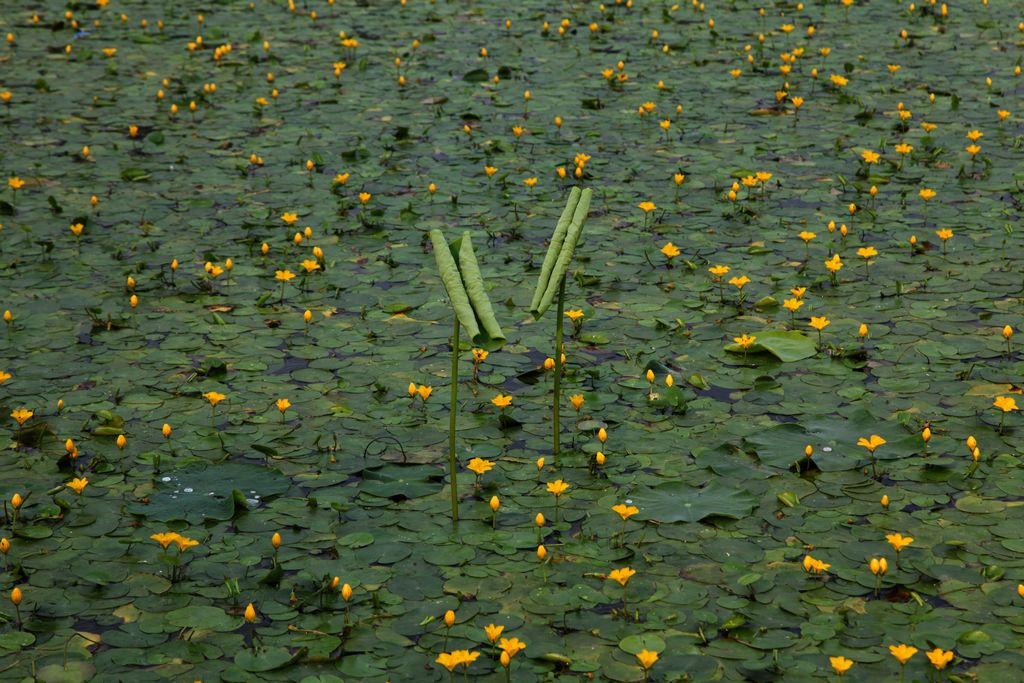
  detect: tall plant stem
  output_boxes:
[449,317,460,527]
[553,278,566,460]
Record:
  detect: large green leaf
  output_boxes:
[724,330,817,362]
[635,480,757,523]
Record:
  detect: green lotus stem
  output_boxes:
[449,316,460,526]
[430,229,505,531]
[529,188,593,461]
[553,279,565,459]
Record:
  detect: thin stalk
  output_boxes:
[449,317,460,526]
[553,279,566,459]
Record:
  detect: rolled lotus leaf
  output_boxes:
[529,186,581,317]
[458,233,506,350]
[430,229,506,351]
[531,187,593,318]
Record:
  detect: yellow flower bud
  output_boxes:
[489,496,500,512]
[535,512,545,527]
[162,423,172,438]
[10,587,22,606]
[342,583,353,601]
[881,495,889,508]
[271,532,281,549]
[244,603,256,623]
[596,451,606,465]
[444,609,455,627]
[10,493,21,509]
[537,545,547,560]
[116,434,127,449]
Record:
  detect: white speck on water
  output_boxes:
[823,447,832,452]
[625,499,633,504]
[246,498,260,506]
[183,487,194,493]
[161,476,172,482]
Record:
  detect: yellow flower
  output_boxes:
[829,74,848,87]
[966,144,981,157]
[70,223,84,236]
[612,504,639,520]
[638,201,657,213]
[203,391,226,407]
[825,254,843,273]
[895,143,913,154]
[791,286,807,298]
[8,177,25,191]
[829,656,853,675]
[798,231,816,242]
[861,150,880,164]
[417,385,432,400]
[926,648,953,670]
[921,122,937,133]
[856,246,878,259]
[919,188,936,201]
[966,129,983,142]
[728,275,750,289]
[435,652,460,672]
[10,408,33,425]
[66,478,89,495]
[358,192,371,204]
[869,557,888,575]
[756,171,773,183]
[783,298,803,313]
[935,228,953,242]
[484,166,497,177]
[607,567,636,586]
[994,396,1019,412]
[733,334,756,349]
[889,644,918,665]
[244,603,257,623]
[636,649,659,670]
[471,348,488,363]
[570,394,584,411]
[563,309,584,322]
[857,434,886,453]
[275,270,296,282]
[334,172,350,185]
[466,458,494,476]
[452,650,480,668]
[491,394,513,409]
[301,259,321,273]
[546,479,569,497]
[484,624,504,642]
[498,637,526,657]
[523,177,538,188]
[281,212,298,224]
[708,265,730,277]
[885,533,913,552]
[174,535,199,551]
[809,316,830,331]
[276,398,291,413]
[660,242,681,259]
[0,371,10,384]
[150,532,178,550]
